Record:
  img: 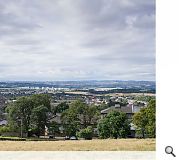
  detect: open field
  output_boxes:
[0,139,155,151]
[105,93,156,97]
[65,91,89,95]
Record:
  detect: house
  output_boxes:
[101,104,134,119]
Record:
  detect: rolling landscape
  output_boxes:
[0,0,155,153]
[0,80,155,151]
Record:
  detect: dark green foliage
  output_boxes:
[145,99,156,137]
[61,108,80,137]
[133,108,148,138]
[6,94,51,136]
[52,102,69,114]
[30,105,49,137]
[31,94,51,110]
[98,111,130,139]
[133,99,156,138]
[69,100,99,128]
[77,126,93,140]
[0,126,11,134]
[61,100,99,137]
[97,118,110,138]
[48,121,60,135]
[6,96,34,133]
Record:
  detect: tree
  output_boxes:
[132,108,148,138]
[31,94,51,110]
[86,105,100,127]
[48,121,60,136]
[6,94,51,137]
[6,96,34,134]
[52,102,69,114]
[145,99,156,137]
[67,100,99,128]
[133,99,156,138]
[61,108,80,137]
[98,111,130,139]
[30,105,49,137]
[61,100,100,137]
[97,117,111,138]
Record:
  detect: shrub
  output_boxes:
[0,126,11,134]
[77,126,93,140]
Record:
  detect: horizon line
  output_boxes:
[0,80,156,82]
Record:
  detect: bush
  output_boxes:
[77,126,93,140]
[0,126,11,134]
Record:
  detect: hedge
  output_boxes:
[0,136,26,141]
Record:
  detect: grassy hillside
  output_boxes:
[0,139,155,151]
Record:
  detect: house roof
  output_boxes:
[101,104,133,114]
[120,104,133,113]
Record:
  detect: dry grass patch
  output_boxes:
[0,139,155,151]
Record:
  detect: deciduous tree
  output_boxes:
[98,111,130,139]
[133,99,156,138]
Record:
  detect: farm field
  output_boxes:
[105,93,156,97]
[0,139,155,151]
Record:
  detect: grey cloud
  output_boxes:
[0,1,41,39]
[0,0,155,81]
[75,0,155,31]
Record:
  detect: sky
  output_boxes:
[0,0,155,81]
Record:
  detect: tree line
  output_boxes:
[0,94,156,139]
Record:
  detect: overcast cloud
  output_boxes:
[0,0,155,81]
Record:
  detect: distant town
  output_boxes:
[0,80,155,96]
[0,80,155,113]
